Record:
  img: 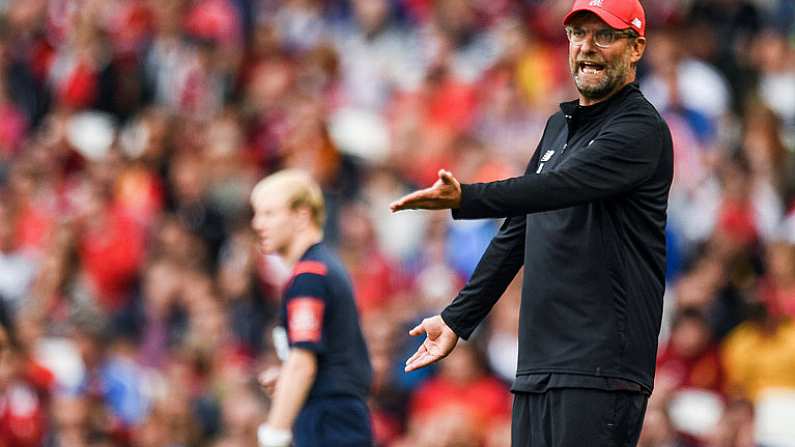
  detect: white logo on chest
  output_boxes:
[541,150,555,162]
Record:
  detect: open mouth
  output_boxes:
[578,61,606,75]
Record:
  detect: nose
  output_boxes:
[579,34,597,53]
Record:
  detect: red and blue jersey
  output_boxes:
[281,243,372,401]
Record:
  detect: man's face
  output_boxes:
[251,191,299,256]
[568,13,642,102]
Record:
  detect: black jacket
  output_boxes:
[441,82,673,393]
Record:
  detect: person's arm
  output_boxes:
[266,348,317,429]
[260,270,328,446]
[399,120,546,369]
[404,215,526,371]
[441,215,526,339]
[455,110,665,219]
[258,349,317,447]
[391,108,665,218]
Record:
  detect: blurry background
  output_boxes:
[0,0,794,446]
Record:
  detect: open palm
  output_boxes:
[404,315,459,372]
[390,169,461,212]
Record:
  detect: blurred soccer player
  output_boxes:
[251,170,373,447]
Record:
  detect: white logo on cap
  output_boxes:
[632,18,642,28]
[589,0,603,6]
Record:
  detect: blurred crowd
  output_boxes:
[0,0,794,446]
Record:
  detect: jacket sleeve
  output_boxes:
[441,215,526,339]
[453,109,665,219]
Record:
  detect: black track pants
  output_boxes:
[512,388,648,447]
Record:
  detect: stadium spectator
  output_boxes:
[721,302,795,401]
[656,307,725,395]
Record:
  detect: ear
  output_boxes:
[295,207,314,229]
[629,36,647,65]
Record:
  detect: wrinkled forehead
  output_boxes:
[566,11,618,30]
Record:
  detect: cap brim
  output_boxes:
[563,6,631,32]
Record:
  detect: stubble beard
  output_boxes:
[572,54,631,102]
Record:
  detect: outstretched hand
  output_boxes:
[390,169,461,212]
[404,315,459,372]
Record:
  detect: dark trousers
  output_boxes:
[512,388,648,447]
[293,396,373,447]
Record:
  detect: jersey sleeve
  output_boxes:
[453,106,667,219]
[283,263,329,353]
[441,215,526,339]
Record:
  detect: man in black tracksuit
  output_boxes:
[391,0,673,445]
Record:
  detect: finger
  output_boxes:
[405,350,422,367]
[261,382,276,395]
[405,352,439,372]
[389,190,430,212]
[389,193,411,211]
[408,323,425,336]
[439,169,453,185]
[405,344,427,366]
[389,199,409,212]
[390,188,427,207]
[405,349,428,370]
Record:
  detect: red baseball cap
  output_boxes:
[563,0,646,37]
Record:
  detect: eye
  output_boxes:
[571,28,587,39]
[595,29,614,44]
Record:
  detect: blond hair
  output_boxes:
[251,169,326,228]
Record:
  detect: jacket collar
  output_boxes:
[559,81,639,120]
